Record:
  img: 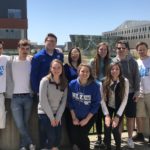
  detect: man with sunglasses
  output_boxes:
[0,41,9,130]
[113,40,140,149]
[6,40,35,150]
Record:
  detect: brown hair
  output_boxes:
[103,62,125,102]
[18,39,30,47]
[93,42,110,77]
[77,63,94,83]
[136,41,148,50]
[116,40,130,50]
[45,33,57,42]
[46,59,67,91]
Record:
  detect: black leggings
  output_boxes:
[104,107,123,148]
[70,115,96,150]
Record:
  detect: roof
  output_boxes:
[114,20,150,30]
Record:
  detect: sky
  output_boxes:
[27,0,150,45]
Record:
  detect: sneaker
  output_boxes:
[127,138,135,149]
[29,144,36,150]
[132,133,144,142]
[20,147,27,150]
[94,140,101,148]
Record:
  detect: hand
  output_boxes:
[79,118,89,127]
[112,116,119,128]
[72,118,80,125]
[51,119,57,127]
[105,115,111,127]
[133,95,138,102]
[55,119,60,126]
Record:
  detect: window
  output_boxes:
[8,9,22,19]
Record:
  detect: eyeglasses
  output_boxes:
[116,47,126,50]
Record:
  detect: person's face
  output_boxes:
[116,43,127,57]
[111,64,120,79]
[98,44,108,58]
[79,66,90,82]
[51,62,62,77]
[71,48,80,62]
[45,36,57,51]
[137,44,148,59]
[18,45,30,57]
[0,44,3,55]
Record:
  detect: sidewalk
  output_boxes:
[61,132,150,150]
[89,132,150,150]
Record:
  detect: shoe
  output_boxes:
[94,140,101,148]
[29,144,36,150]
[132,133,144,142]
[20,147,27,150]
[127,138,134,149]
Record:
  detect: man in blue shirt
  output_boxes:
[30,33,64,94]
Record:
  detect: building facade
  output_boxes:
[0,0,28,54]
[103,20,150,48]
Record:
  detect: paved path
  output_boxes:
[61,132,150,150]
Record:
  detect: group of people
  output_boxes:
[0,33,150,150]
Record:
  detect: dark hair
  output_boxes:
[93,42,110,77]
[46,59,67,91]
[45,33,57,42]
[136,41,148,50]
[77,63,94,83]
[68,47,81,67]
[103,62,125,102]
[18,39,30,47]
[116,40,130,50]
[0,40,4,46]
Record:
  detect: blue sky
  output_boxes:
[27,0,150,45]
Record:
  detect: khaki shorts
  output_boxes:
[136,93,150,117]
[0,93,6,128]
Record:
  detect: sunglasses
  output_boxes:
[116,47,126,50]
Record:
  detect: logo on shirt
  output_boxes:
[139,65,150,77]
[72,92,91,105]
[0,66,4,76]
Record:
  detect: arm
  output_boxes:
[39,78,55,122]
[89,84,101,115]
[55,87,68,122]
[116,78,129,117]
[30,56,40,93]
[70,109,80,125]
[133,61,140,98]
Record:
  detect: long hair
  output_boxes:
[77,63,94,83]
[93,42,110,77]
[68,47,82,67]
[46,59,67,91]
[103,62,125,102]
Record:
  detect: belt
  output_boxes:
[13,93,30,96]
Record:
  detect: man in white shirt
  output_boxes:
[7,40,35,150]
[135,41,150,144]
[0,41,9,129]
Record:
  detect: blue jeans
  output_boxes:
[38,114,62,149]
[11,94,33,148]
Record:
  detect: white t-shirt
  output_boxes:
[0,55,10,93]
[12,56,31,94]
[137,57,150,94]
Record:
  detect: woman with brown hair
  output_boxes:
[101,62,129,150]
[38,59,68,150]
[89,42,111,147]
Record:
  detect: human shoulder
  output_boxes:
[69,79,77,86]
